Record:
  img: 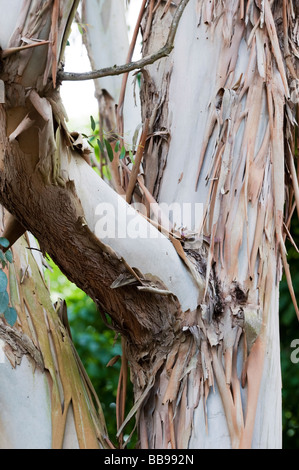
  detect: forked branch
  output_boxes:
[58,0,190,82]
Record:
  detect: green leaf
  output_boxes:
[97,139,105,157]
[4,307,17,327]
[0,237,9,248]
[136,72,141,88]
[129,149,135,164]
[0,271,7,293]
[104,139,114,162]
[119,145,126,160]
[0,250,6,265]
[114,140,120,153]
[5,250,13,264]
[90,115,96,132]
[0,291,9,313]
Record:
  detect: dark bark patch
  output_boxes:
[231,281,248,306]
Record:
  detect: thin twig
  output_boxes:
[1,40,50,59]
[126,119,149,203]
[116,337,128,448]
[117,0,147,138]
[59,0,190,82]
[283,222,299,254]
[143,0,155,43]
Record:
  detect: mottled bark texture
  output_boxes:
[0,0,193,448]
[134,0,298,448]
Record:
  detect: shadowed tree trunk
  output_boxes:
[0,0,298,449]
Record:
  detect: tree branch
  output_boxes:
[58,0,190,82]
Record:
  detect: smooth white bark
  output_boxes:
[0,354,52,449]
[0,0,22,49]
[68,155,200,312]
[82,0,141,141]
[252,282,282,449]
[0,352,80,449]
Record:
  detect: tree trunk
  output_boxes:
[0,211,109,449]
[0,0,297,450]
[134,0,296,448]
[0,0,109,450]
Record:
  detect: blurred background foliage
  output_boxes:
[280,215,299,449]
[46,261,135,447]
[46,216,299,449]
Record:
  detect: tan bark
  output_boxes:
[131,0,298,448]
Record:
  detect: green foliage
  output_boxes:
[90,115,96,132]
[104,138,114,162]
[280,216,299,449]
[0,237,10,249]
[0,238,17,327]
[84,115,130,168]
[47,259,135,446]
[0,270,8,292]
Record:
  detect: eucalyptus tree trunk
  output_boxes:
[81,0,298,449]
[0,0,297,451]
[0,0,109,450]
[133,0,298,449]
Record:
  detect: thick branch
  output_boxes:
[0,97,200,397]
[58,0,190,82]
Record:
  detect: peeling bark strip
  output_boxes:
[135,0,298,449]
[0,320,44,369]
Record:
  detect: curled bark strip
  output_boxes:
[1,40,50,59]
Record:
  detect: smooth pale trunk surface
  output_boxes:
[251,282,282,449]
[0,354,52,449]
[82,0,141,140]
[67,155,200,313]
[159,3,248,210]
[0,352,80,449]
[0,0,22,49]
